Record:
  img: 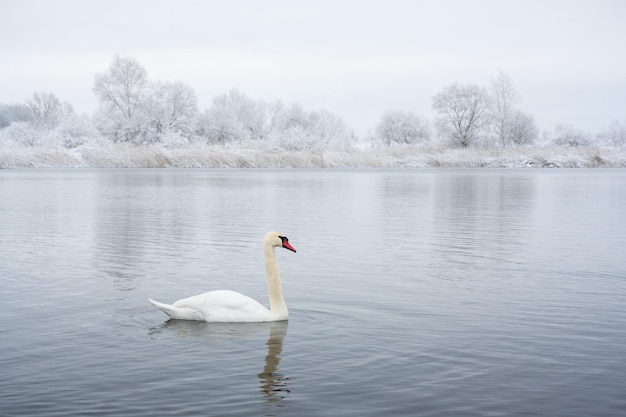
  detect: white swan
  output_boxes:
[148,231,296,322]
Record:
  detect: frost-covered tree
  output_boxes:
[268,104,350,150]
[308,109,350,146]
[93,55,147,120]
[0,93,76,147]
[273,103,307,131]
[52,113,104,149]
[432,83,490,147]
[490,72,519,146]
[552,124,591,147]
[144,81,198,143]
[0,122,42,146]
[93,55,200,145]
[93,55,149,142]
[262,100,285,139]
[26,92,74,130]
[598,120,626,147]
[507,110,538,145]
[267,103,308,147]
[376,110,430,145]
[195,89,351,149]
[197,89,264,143]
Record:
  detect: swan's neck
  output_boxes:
[264,244,287,318]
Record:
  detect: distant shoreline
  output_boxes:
[1,142,625,169]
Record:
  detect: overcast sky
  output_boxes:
[1,0,625,135]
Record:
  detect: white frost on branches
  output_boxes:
[1,57,623,168]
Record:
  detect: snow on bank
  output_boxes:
[1,142,625,169]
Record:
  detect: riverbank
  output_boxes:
[1,142,625,168]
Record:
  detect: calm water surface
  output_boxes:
[1,168,625,416]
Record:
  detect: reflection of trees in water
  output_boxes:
[93,173,157,290]
[93,171,222,292]
[434,173,535,236]
[431,173,536,278]
[149,320,291,411]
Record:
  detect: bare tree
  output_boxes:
[432,83,490,147]
[376,110,430,145]
[490,72,519,146]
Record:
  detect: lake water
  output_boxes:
[1,168,625,416]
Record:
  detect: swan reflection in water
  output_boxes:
[149,320,290,409]
[257,321,290,404]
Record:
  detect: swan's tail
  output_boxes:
[148,298,203,321]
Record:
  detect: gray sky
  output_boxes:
[1,0,625,136]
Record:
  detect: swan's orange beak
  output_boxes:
[282,241,297,253]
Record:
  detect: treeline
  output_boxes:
[1,55,625,150]
[0,55,353,150]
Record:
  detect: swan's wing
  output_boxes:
[173,290,271,322]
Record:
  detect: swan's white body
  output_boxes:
[149,231,296,322]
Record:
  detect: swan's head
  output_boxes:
[265,231,297,253]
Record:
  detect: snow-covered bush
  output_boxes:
[196,89,266,143]
[0,121,50,147]
[52,114,105,148]
[196,92,351,150]
[0,114,106,149]
[375,110,430,145]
